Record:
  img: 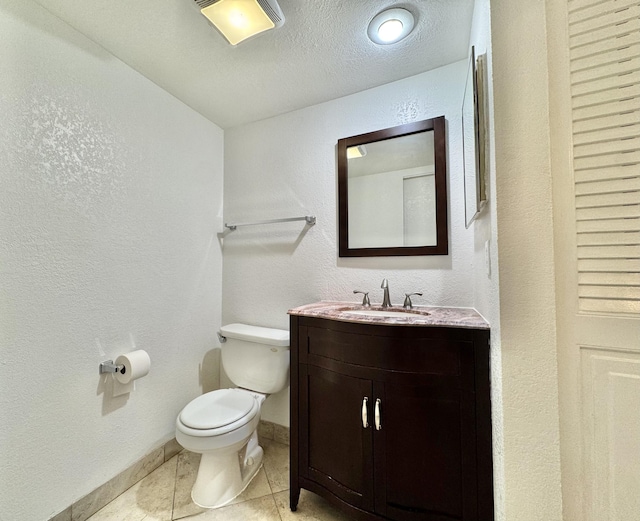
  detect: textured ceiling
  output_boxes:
[33,0,474,129]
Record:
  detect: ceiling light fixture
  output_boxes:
[367,8,415,45]
[194,0,285,46]
[347,145,367,159]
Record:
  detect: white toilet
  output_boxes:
[175,323,290,509]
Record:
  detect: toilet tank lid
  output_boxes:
[220,323,289,347]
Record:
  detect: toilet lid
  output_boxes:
[179,389,256,430]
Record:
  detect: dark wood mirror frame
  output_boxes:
[337,116,448,257]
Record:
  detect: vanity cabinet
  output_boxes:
[290,315,493,521]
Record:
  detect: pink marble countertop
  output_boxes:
[288,301,489,330]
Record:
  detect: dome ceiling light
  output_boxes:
[367,8,415,45]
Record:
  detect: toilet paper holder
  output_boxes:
[99,360,125,374]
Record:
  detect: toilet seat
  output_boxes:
[177,389,259,437]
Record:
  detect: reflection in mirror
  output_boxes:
[347,132,436,248]
[338,117,447,257]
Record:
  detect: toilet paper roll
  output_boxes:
[114,350,151,384]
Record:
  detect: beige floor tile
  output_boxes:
[80,435,300,521]
[228,466,272,506]
[73,448,164,521]
[185,494,281,521]
[273,424,290,446]
[172,450,273,519]
[86,456,177,521]
[172,451,205,520]
[262,439,290,493]
[274,489,355,521]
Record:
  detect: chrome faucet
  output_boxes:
[403,292,423,309]
[381,279,392,308]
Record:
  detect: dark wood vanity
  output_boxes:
[289,304,494,521]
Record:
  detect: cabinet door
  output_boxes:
[373,380,478,521]
[300,364,375,511]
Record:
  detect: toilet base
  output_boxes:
[191,430,264,509]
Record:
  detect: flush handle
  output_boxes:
[362,397,369,428]
[375,398,382,430]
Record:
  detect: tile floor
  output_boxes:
[86,439,353,521]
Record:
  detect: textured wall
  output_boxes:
[467,0,505,518]
[223,61,471,426]
[0,1,224,519]
[491,0,563,519]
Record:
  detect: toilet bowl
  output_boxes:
[176,388,265,508]
[175,323,289,509]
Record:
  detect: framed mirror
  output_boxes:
[337,116,448,257]
[463,46,488,228]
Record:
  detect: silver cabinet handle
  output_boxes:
[375,398,382,430]
[362,397,369,428]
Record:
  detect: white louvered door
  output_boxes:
[552,1,640,519]
[571,0,640,315]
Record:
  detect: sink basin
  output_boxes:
[342,309,429,318]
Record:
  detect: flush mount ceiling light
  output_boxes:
[367,8,415,45]
[194,0,285,46]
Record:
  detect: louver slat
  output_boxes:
[571,55,640,84]
[572,83,640,109]
[571,30,640,60]
[577,217,640,233]
[569,0,639,17]
[577,191,640,208]
[570,0,640,315]
[569,5,640,37]
[576,176,640,195]
[580,298,640,313]
[574,150,640,169]
[576,204,640,221]
[578,245,640,258]
[574,112,640,135]
[579,272,640,285]
[572,70,640,99]
[579,286,640,299]
[569,17,640,48]
[575,163,639,183]
[573,97,640,121]
[571,44,640,73]
[574,136,640,158]
[578,259,640,272]
[577,231,640,245]
[573,122,640,145]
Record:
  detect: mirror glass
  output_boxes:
[338,117,448,257]
[463,46,488,228]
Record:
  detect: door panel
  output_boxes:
[373,381,477,521]
[581,348,640,521]
[301,364,374,511]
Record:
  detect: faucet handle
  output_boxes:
[403,292,423,309]
[353,290,371,307]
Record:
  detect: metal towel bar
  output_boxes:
[224,215,316,231]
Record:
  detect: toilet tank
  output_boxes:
[220,323,290,394]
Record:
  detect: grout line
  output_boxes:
[170,451,179,521]
[263,450,276,497]
[273,493,285,521]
